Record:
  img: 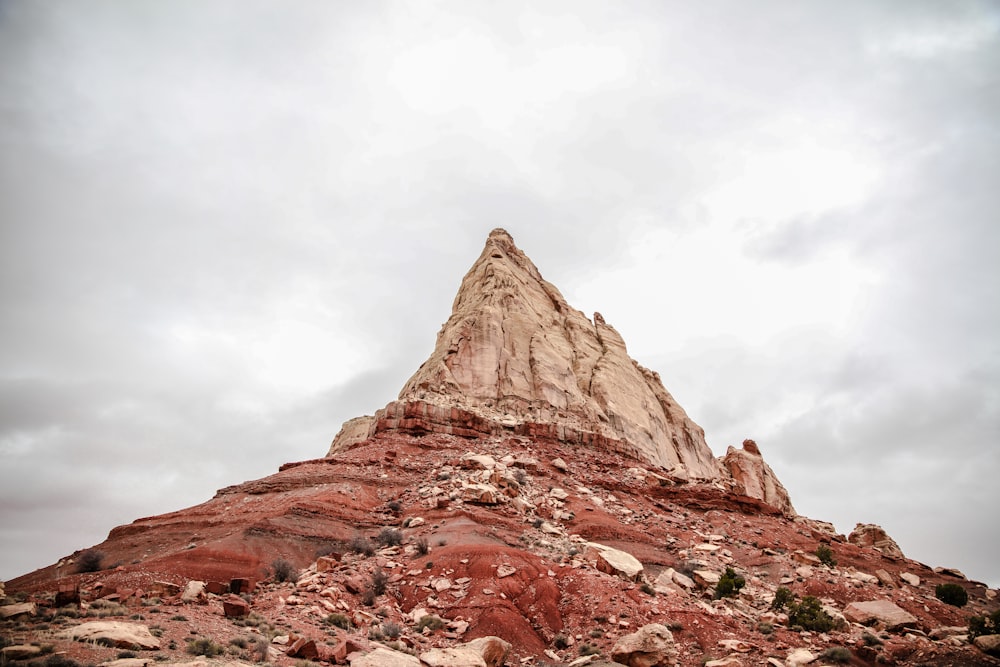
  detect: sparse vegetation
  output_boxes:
[250,636,270,663]
[640,582,656,596]
[77,550,105,573]
[513,468,527,485]
[818,647,852,664]
[787,595,835,632]
[552,634,569,650]
[770,586,794,611]
[589,629,604,638]
[271,558,298,583]
[757,621,773,635]
[968,609,1000,639]
[415,537,430,556]
[376,528,403,547]
[414,615,445,632]
[815,544,836,567]
[326,613,352,630]
[714,567,746,599]
[117,651,137,660]
[349,536,376,557]
[187,638,225,657]
[370,568,389,596]
[170,615,189,622]
[380,621,403,639]
[578,643,600,656]
[862,632,883,646]
[387,500,402,514]
[934,582,968,607]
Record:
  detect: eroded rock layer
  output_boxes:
[329,228,721,480]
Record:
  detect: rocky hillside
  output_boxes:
[4,230,998,666]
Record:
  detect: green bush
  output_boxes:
[326,613,352,630]
[714,567,746,599]
[934,583,968,607]
[770,586,794,611]
[787,596,835,632]
[968,609,1000,639]
[376,528,403,548]
[815,544,837,567]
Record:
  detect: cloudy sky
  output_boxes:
[1,1,997,587]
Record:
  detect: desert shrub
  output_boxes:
[350,536,376,557]
[229,638,248,649]
[370,569,389,596]
[387,500,402,514]
[815,544,837,567]
[326,613,352,630]
[381,622,403,639]
[117,651,137,660]
[513,468,527,485]
[251,637,270,663]
[787,596,835,632]
[714,567,746,599]
[968,609,1000,639]
[170,615,189,622]
[415,615,445,632]
[818,647,852,664]
[376,528,403,548]
[757,622,773,635]
[415,537,430,556]
[37,656,81,667]
[361,588,376,607]
[271,558,298,584]
[770,586,795,611]
[578,643,600,656]
[934,583,968,607]
[589,629,604,638]
[187,638,225,657]
[77,550,105,573]
[552,635,569,650]
[640,582,656,596]
[862,632,882,646]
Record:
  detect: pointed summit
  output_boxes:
[330,229,722,479]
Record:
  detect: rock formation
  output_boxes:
[849,522,905,559]
[6,229,997,667]
[329,229,797,502]
[721,439,795,514]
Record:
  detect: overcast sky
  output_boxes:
[1,1,998,588]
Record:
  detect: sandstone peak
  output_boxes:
[331,229,721,479]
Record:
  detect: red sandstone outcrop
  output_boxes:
[721,439,795,515]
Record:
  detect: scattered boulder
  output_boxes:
[0,602,36,619]
[1,645,42,660]
[551,457,568,472]
[59,621,161,650]
[785,648,815,666]
[874,569,895,588]
[222,595,250,618]
[611,623,677,667]
[181,580,206,602]
[584,542,643,580]
[899,572,920,587]
[461,483,501,505]
[974,634,1000,657]
[55,582,81,607]
[288,638,319,659]
[351,646,422,667]
[149,581,181,598]
[843,600,918,631]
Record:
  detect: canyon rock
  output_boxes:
[59,621,161,650]
[611,623,677,667]
[843,600,918,631]
[720,439,795,514]
[848,523,904,559]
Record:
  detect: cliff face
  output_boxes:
[330,228,721,480]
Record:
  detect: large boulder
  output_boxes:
[583,542,643,581]
[59,621,161,650]
[974,634,1000,657]
[611,623,677,667]
[843,600,918,631]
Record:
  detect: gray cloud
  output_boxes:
[1,1,998,586]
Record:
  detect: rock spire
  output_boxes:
[328,229,793,511]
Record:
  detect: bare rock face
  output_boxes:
[330,229,721,479]
[849,523,905,559]
[721,439,795,515]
